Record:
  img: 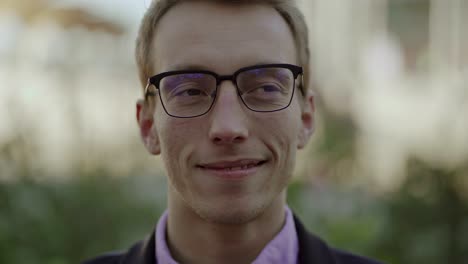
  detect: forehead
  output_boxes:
[152,1,297,74]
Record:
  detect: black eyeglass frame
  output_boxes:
[145,63,303,118]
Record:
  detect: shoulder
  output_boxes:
[81,251,123,264]
[81,233,156,264]
[293,214,384,264]
[83,216,383,264]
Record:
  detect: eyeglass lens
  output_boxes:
[158,67,295,117]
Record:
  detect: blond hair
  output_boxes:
[135,0,310,95]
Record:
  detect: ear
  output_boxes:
[297,91,315,149]
[136,99,160,155]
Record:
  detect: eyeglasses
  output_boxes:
[145,63,303,118]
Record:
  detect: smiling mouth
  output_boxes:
[197,160,267,171]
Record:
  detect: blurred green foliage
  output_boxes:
[290,160,468,264]
[0,173,166,264]
[373,160,468,264]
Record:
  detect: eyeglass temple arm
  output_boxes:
[297,73,305,96]
[144,80,157,100]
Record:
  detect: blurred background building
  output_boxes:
[301,0,468,189]
[0,0,467,263]
[0,0,152,179]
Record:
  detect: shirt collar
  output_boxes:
[155,206,299,264]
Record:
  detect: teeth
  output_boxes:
[202,162,263,170]
[222,164,256,170]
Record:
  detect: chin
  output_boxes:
[192,196,269,225]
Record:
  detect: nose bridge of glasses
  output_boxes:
[210,79,247,120]
[216,74,240,94]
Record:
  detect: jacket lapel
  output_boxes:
[294,215,338,264]
[121,231,157,264]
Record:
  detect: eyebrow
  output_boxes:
[168,61,283,72]
[169,64,211,71]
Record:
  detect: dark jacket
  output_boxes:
[83,215,383,264]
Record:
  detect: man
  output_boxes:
[84,0,383,263]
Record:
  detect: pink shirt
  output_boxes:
[155,206,299,264]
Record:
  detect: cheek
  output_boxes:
[158,117,200,171]
[255,108,301,178]
[158,119,194,192]
[259,108,301,151]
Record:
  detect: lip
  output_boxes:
[197,159,267,180]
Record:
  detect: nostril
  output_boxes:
[209,117,248,144]
[232,136,245,143]
[211,134,246,145]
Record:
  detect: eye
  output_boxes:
[258,84,282,93]
[169,82,211,98]
[175,88,205,97]
[246,83,285,95]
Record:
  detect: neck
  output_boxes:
[166,191,287,264]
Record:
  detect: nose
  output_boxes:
[208,82,249,145]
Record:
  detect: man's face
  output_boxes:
[139,2,314,224]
